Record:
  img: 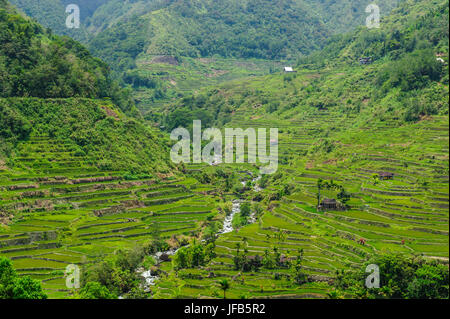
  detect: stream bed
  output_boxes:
[139,174,263,291]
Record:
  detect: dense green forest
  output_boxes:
[10,0,398,74]
[87,0,396,71]
[9,0,109,41]
[8,0,403,112]
[0,0,131,105]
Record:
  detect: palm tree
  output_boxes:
[219,279,230,299]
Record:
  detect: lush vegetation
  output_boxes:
[1,0,448,300]
[10,0,402,113]
[0,257,47,299]
[0,0,134,113]
[1,0,173,174]
[333,254,449,299]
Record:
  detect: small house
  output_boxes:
[284,67,295,73]
[319,198,338,211]
[359,57,373,65]
[378,172,394,180]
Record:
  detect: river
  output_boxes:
[140,174,263,290]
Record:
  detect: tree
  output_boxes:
[77,282,117,299]
[240,202,251,217]
[292,249,307,285]
[0,257,47,299]
[317,179,351,208]
[218,279,230,299]
[334,254,449,299]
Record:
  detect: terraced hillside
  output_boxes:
[148,0,449,299]
[149,108,448,299]
[1,0,448,300]
[0,135,222,298]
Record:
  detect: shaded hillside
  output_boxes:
[0,0,173,174]
[8,0,401,112]
[87,0,396,70]
[9,0,109,41]
[0,0,132,107]
[301,0,449,66]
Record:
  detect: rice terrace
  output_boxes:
[0,0,448,303]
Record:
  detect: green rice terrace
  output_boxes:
[1,107,448,298]
[1,0,449,300]
[0,135,221,298]
[149,109,449,299]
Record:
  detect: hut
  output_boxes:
[284,67,295,72]
[319,198,338,211]
[378,172,394,180]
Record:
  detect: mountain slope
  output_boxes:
[9,0,401,113]
[148,0,449,299]
[9,0,109,41]
[0,0,172,174]
[164,0,448,128]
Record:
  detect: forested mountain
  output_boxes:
[8,0,401,111]
[10,0,399,68]
[302,0,449,65]
[87,0,398,67]
[1,0,119,100]
[164,0,448,129]
[9,0,109,41]
[301,0,400,35]
[0,0,172,173]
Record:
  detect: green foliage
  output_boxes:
[76,282,117,299]
[0,2,136,114]
[232,201,252,229]
[335,254,449,299]
[0,98,173,173]
[0,257,47,299]
[0,102,31,155]
[81,246,148,298]
[377,49,443,92]
[240,202,251,217]
[291,249,307,285]
[218,279,230,299]
[172,239,216,270]
[301,0,449,66]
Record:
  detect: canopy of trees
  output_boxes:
[0,257,47,299]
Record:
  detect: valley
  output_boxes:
[0,0,448,300]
